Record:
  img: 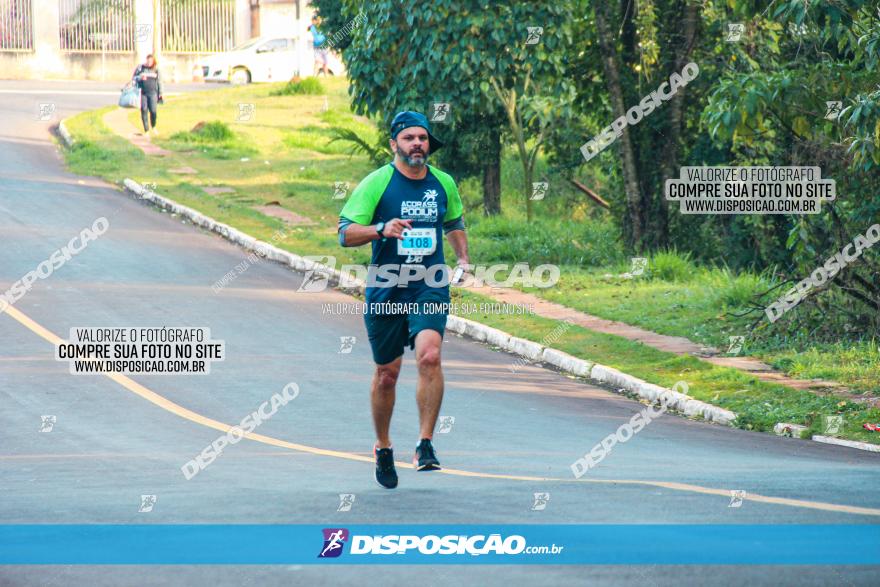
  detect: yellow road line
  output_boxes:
[4,303,880,517]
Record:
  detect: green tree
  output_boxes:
[701,0,880,331]
[311,0,355,51]
[338,0,574,216]
[489,70,575,220]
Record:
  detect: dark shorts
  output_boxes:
[364,294,449,365]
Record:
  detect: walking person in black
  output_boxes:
[132,54,163,137]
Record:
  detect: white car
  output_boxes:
[197,36,344,84]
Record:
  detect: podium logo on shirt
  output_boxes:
[401,189,438,221]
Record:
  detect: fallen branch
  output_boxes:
[570,179,611,209]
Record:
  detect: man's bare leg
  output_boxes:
[414,329,443,440]
[372,356,402,448]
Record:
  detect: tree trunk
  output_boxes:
[655,0,699,248]
[594,2,643,250]
[482,127,502,216]
[524,161,533,221]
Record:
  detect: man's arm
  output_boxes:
[445,228,469,265]
[338,216,412,247]
[337,165,396,246]
[433,167,466,264]
[339,219,380,247]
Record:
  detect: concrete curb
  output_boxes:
[122,176,738,426]
[57,119,74,147]
[774,422,880,454]
[812,436,880,453]
[589,364,736,425]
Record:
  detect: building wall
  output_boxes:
[0,0,271,81]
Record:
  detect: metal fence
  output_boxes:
[59,0,135,53]
[161,0,235,54]
[0,0,34,51]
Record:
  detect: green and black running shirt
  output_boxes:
[339,163,464,305]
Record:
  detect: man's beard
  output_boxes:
[397,145,427,167]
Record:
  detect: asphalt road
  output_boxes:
[0,80,878,586]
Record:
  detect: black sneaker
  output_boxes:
[374,445,398,489]
[413,438,441,471]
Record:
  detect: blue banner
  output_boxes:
[0,525,877,565]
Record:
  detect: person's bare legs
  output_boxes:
[414,329,443,440]
[372,355,402,448]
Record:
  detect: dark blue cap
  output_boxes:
[389,111,445,153]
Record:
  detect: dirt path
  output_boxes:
[103,108,171,157]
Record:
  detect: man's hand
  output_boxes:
[451,262,474,287]
[446,229,470,283]
[158,95,164,104]
[381,218,412,239]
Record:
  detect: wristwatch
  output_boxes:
[375,222,385,238]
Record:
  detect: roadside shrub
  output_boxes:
[270,77,325,96]
[702,267,775,308]
[168,121,255,159]
[649,250,694,282]
[171,121,235,143]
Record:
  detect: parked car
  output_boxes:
[196,36,344,84]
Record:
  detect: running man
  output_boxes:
[337,111,469,489]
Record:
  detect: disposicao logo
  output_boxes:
[318,528,349,558]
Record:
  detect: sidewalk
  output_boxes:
[104,107,171,157]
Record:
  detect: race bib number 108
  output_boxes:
[397,228,436,257]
